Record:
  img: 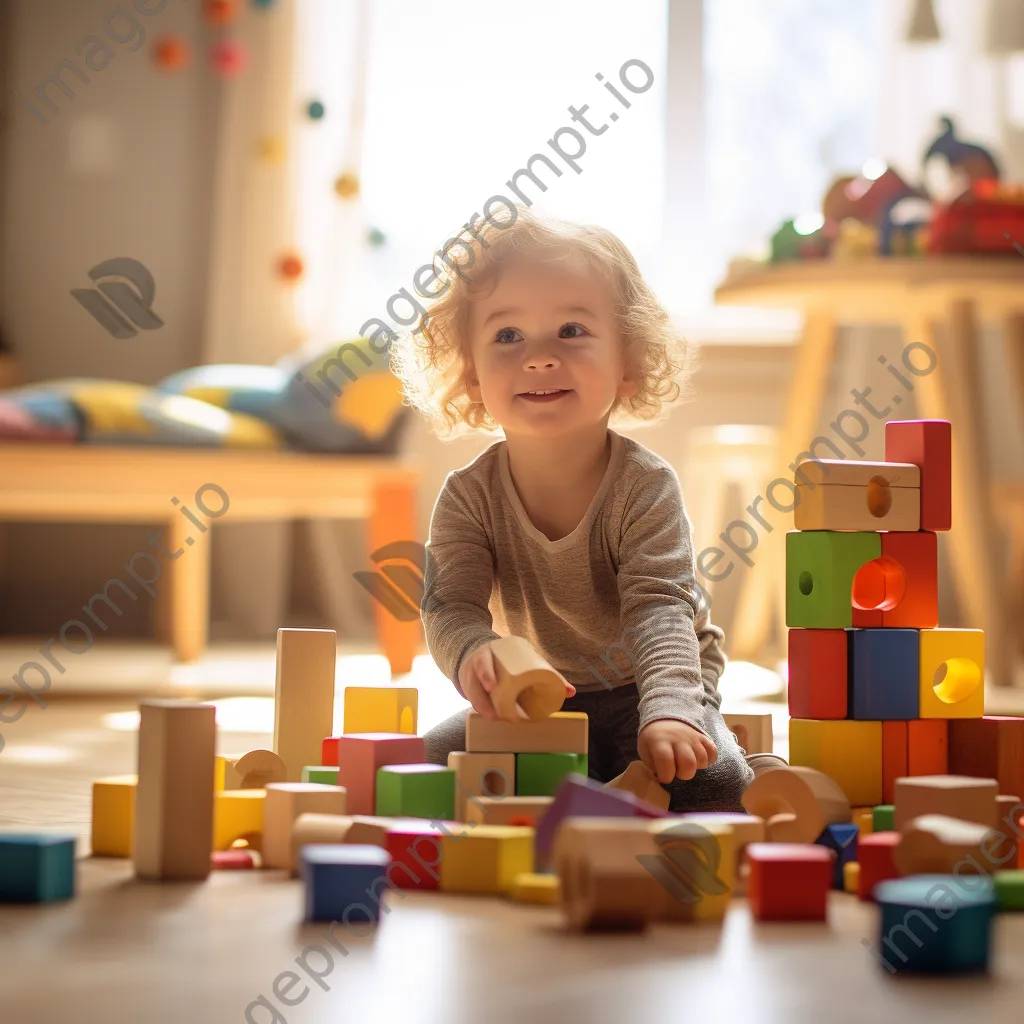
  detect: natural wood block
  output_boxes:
[722,712,774,754]
[262,783,348,871]
[605,760,670,811]
[134,701,216,881]
[290,813,356,877]
[894,775,998,832]
[274,628,337,782]
[918,628,985,720]
[649,819,736,922]
[488,636,565,722]
[741,764,851,843]
[465,711,588,754]
[787,629,847,719]
[885,419,951,531]
[447,751,515,819]
[342,685,417,735]
[439,825,534,894]
[343,815,449,849]
[894,814,992,876]
[91,775,137,858]
[794,459,920,532]
[213,790,266,852]
[510,872,559,905]
[464,796,553,827]
[221,749,287,791]
[681,811,765,895]
[335,733,425,815]
[789,719,883,806]
[949,717,1024,798]
[786,530,881,628]
[851,531,938,629]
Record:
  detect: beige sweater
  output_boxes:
[421,429,727,733]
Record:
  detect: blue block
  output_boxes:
[875,875,996,973]
[301,844,391,924]
[0,834,76,902]
[849,628,920,720]
[816,823,859,889]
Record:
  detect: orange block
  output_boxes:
[949,717,1024,798]
[882,721,948,803]
[882,722,907,805]
[851,532,938,629]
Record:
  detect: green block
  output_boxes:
[994,870,1024,911]
[0,835,76,902]
[515,753,588,797]
[786,530,880,628]
[873,804,895,832]
[375,764,455,820]
[302,766,340,785]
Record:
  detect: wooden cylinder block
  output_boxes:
[489,636,566,722]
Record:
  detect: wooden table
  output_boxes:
[715,257,1024,687]
[0,445,422,673]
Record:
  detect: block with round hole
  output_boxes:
[852,531,938,628]
[786,530,881,628]
[850,628,920,720]
[793,459,921,532]
[446,751,515,820]
[919,628,985,719]
[488,636,566,722]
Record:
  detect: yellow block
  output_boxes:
[343,686,418,735]
[91,775,137,857]
[214,790,266,851]
[649,820,736,922]
[844,860,860,894]
[852,807,874,836]
[789,719,883,806]
[919,629,985,720]
[510,872,559,905]
[439,825,534,894]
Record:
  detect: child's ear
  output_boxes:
[617,374,639,401]
[466,366,483,404]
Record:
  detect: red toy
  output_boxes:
[851,531,938,629]
[788,629,847,719]
[746,843,832,922]
[928,181,1024,255]
[884,420,951,531]
[856,832,900,901]
[881,720,948,803]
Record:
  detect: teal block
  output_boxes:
[0,834,76,902]
[873,805,895,832]
[375,763,455,820]
[302,766,341,785]
[515,753,588,797]
[786,530,881,628]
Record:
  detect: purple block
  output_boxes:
[533,772,670,870]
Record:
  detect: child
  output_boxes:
[390,205,759,812]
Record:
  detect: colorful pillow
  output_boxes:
[0,388,82,441]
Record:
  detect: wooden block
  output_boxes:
[0,835,76,902]
[342,685,417,734]
[447,751,515,819]
[746,843,832,921]
[786,531,881,628]
[949,717,1024,798]
[212,849,255,870]
[375,764,455,820]
[510,871,559,905]
[134,700,216,881]
[994,870,1024,911]
[335,733,425,814]
[605,760,670,811]
[789,719,883,806]
[852,806,875,835]
[996,795,1022,868]
[221,749,287,791]
[343,815,448,849]
[857,831,900,901]
[262,782,348,871]
[303,766,340,785]
[722,712,774,754]
[909,719,949,776]
[464,796,553,827]
[787,628,847,719]
[465,710,588,754]
[894,814,991,876]
[893,775,998,831]
[882,722,908,805]
[290,813,356,876]
[516,752,588,796]
[817,822,859,888]
[274,628,337,781]
[919,629,985,719]
[91,775,136,857]
[680,811,765,894]
[885,419,951,531]
[439,825,534,894]
[302,844,391,923]
[384,821,448,890]
[849,629,920,720]
[794,459,920,532]
[852,531,938,629]
[874,805,895,831]
[648,819,736,922]
[741,764,851,843]
[488,636,566,722]
[844,861,860,894]
[213,790,266,852]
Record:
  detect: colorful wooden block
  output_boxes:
[875,875,995,973]
[874,805,895,831]
[335,733,425,814]
[885,419,951,531]
[894,814,991,876]
[447,751,515,820]
[343,815,454,849]
[221,749,287,791]
[516,753,588,797]
[882,720,949,803]
[993,870,1024,911]
[510,871,559,905]
[789,719,883,806]
[213,789,266,852]
[91,775,136,857]
[134,700,216,882]
[786,531,881,628]
[949,717,1024,798]
[605,760,670,810]
[302,766,340,785]
[852,806,875,835]
[794,459,921,532]
[290,813,355,875]
[648,819,736,922]
[274,628,337,781]
[741,764,851,843]
[301,844,391,923]
[858,831,901,901]
[211,849,256,870]
[0,835,76,902]
[263,782,348,870]
[787,628,847,719]
[996,796,1022,870]
[384,821,446,890]
[488,636,566,722]
[464,796,553,827]
[817,822,859,889]
[679,812,766,895]
[849,629,920,720]
[919,628,985,719]
[894,775,998,831]
[722,712,774,753]
[852,532,938,628]
[746,843,832,921]
[465,710,588,754]
[844,861,860,893]
[375,764,455,820]
[343,685,417,735]
[440,825,534,894]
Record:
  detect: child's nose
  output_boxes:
[523,350,560,370]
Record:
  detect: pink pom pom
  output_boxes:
[211,38,248,77]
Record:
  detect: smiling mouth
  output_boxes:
[517,388,571,401]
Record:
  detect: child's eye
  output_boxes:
[559,322,589,339]
[494,327,521,345]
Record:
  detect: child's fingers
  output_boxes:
[673,741,698,781]
[700,736,719,765]
[689,739,709,773]
[478,645,498,692]
[462,669,497,720]
[648,739,677,785]
[563,680,576,697]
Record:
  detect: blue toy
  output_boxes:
[302,844,392,923]
[849,628,920,719]
[0,834,76,902]
[816,822,859,889]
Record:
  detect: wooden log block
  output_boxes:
[488,636,566,722]
[794,459,921,532]
[741,764,851,843]
[604,760,670,811]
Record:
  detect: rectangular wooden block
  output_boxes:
[439,825,534,894]
[134,701,216,881]
[849,628,920,720]
[789,718,883,806]
[893,775,998,831]
[336,733,424,815]
[447,752,515,820]
[885,419,951,532]
[91,775,137,858]
[213,790,266,852]
[794,459,921,532]
[786,531,881,628]
[949,717,1024,798]
[263,783,348,871]
[465,711,588,754]
[274,628,337,782]
[722,712,774,754]
[851,531,938,629]
[882,721,953,805]
[464,795,553,827]
[787,628,847,719]
[919,628,985,719]
[343,686,418,735]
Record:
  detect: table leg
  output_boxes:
[729,309,837,662]
[165,511,211,663]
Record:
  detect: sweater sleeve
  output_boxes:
[421,473,501,698]
[616,466,727,734]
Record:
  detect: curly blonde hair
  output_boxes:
[389,204,692,438]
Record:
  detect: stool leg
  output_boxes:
[165,511,210,663]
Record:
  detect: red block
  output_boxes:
[384,821,455,890]
[746,843,832,921]
[211,849,256,870]
[787,628,848,719]
[881,722,907,805]
[337,733,425,814]
[322,736,341,766]
[882,721,948,802]
[949,716,1024,798]
[857,831,900,900]
[851,532,938,628]
[884,420,951,531]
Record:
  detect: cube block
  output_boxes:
[874,805,895,831]
[440,825,534,894]
[334,733,425,815]
[816,822,859,889]
[516,753,588,797]
[885,419,951,531]
[851,531,938,629]
[302,766,341,786]
[0,835,76,902]
[301,844,391,923]
[849,629,920,720]
[510,872,559,905]
[375,764,455,821]
[786,531,881,628]
[383,822,445,890]
[263,783,348,870]
[857,831,900,901]
[893,775,998,831]
[789,719,883,806]
[343,686,417,735]
[746,843,832,921]
[213,789,266,851]
[91,775,136,857]
[949,717,1024,798]
[993,870,1024,911]
[447,751,515,820]
[788,628,847,719]
[882,720,948,803]
[919,629,985,720]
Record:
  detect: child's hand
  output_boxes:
[638,719,718,784]
[458,640,576,721]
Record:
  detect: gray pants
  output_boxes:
[422,683,755,814]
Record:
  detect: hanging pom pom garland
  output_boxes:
[306,99,326,121]
[256,136,285,165]
[204,0,240,26]
[212,38,249,77]
[276,252,305,283]
[153,36,190,72]
[368,227,387,247]
[333,171,361,200]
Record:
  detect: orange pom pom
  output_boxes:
[333,171,360,200]
[277,252,304,281]
[153,36,189,71]
[204,0,239,25]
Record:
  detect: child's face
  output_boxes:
[465,258,637,437]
